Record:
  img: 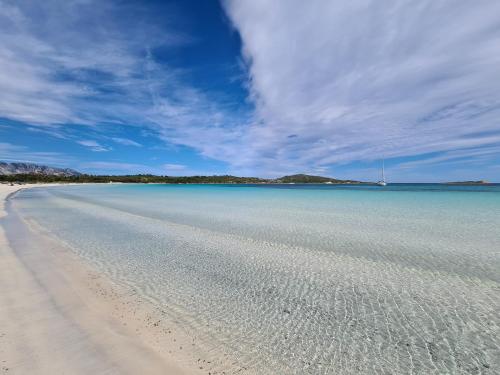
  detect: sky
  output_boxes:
[0,0,499,182]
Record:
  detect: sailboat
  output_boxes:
[377,159,387,186]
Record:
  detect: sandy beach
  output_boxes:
[0,184,198,375]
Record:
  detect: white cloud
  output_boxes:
[26,126,69,139]
[111,137,142,147]
[2,0,500,179]
[0,142,72,166]
[163,163,186,171]
[0,0,191,128]
[222,0,500,175]
[396,145,500,170]
[76,140,110,152]
[79,161,149,172]
[0,0,245,170]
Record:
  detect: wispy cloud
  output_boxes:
[0,0,193,129]
[79,161,217,176]
[2,1,500,179]
[0,142,72,166]
[221,0,500,175]
[163,163,186,171]
[77,140,110,152]
[79,161,150,172]
[397,145,500,170]
[0,0,245,169]
[111,137,142,147]
[26,126,70,139]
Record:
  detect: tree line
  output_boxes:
[0,174,268,184]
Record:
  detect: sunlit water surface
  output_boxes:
[11,184,500,374]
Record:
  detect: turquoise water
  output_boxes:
[10,184,500,374]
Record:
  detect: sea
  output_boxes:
[8,183,500,374]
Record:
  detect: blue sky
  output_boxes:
[1,0,499,181]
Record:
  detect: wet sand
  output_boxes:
[0,184,198,375]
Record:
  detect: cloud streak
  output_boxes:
[111,137,142,147]
[1,0,499,179]
[0,0,204,129]
[76,140,110,152]
[222,0,500,175]
[0,0,248,172]
[0,142,72,166]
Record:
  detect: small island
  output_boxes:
[443,180,491,185]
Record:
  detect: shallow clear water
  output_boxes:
[11,184,500,374]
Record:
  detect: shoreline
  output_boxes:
[0,184,205,374]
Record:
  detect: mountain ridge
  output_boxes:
[0,162,81,177]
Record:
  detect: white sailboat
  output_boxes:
[377,159,387,186]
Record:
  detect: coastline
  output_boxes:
[0,184,202,375]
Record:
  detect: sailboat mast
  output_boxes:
[382,159,385,182]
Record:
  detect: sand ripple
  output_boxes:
[12,186,500,374]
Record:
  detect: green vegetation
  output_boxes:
[0,173,364,184]
[0,174,266,184]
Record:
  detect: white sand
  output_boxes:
[0,184,197,374]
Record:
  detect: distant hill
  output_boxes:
[0,162,80,177]
[273,174,361,184]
